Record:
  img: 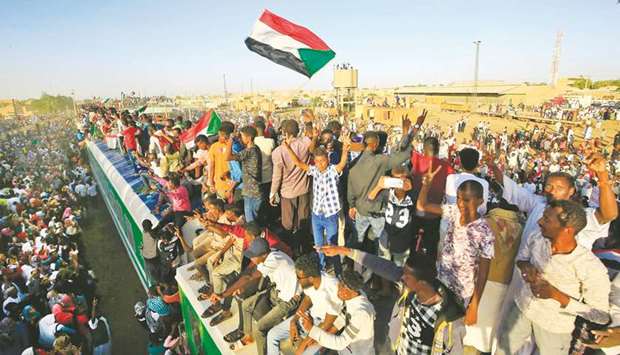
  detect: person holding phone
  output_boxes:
[367,167,415,269]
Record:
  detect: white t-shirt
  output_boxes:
[7,197,20,212]
[444,172,489,215]
[257,250,300,302]
[303,272,343,320]
[87,184,97,197]
[74,184,87,197]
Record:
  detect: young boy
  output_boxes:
[157,224,182,283]
[283,136,350,272]
[367,166,415,267]
[140,219,160,284]
[183,134,211,180]
[417,163,494,326]
[225,126,263,222]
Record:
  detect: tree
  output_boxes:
[29,93,74,114]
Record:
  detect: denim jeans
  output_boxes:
[311,212,340,273]
[244,196,263,223]
[126,149,138,173]
[353,213,385,244]
[266,315,321,355]
[378,231,410,268]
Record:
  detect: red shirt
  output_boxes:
[52,304,88,326]
[122,126,140,151]
[411,151,454,214]
[218,225,293,257]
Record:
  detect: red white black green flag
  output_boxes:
[245,10,335,78]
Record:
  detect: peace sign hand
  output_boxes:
[416,109,428,127]
[422,160,442,186]
[341,134,351,150]
[402,114,411,132]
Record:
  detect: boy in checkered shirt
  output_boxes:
[283,136,350,273]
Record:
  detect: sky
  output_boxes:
[1,0,619,99]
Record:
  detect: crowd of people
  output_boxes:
[0,117,112,355]
[76,101,620,355]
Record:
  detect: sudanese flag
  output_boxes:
[245,9,335,78]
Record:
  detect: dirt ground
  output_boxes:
[418,109,620,145]
[80,197,148,354]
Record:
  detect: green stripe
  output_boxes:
[206,111,222,136]
[180,289,222,355]
[298,48,336,77]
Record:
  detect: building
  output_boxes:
[395,81,568,109]
[0,99,34,118]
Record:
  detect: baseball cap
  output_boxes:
[243,238,270,259]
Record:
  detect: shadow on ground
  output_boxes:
[81,196,148,354]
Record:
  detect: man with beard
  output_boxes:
[485,153,617,353]
[495,200,610,354]
[486,153,617,250]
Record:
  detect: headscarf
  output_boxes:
[147,297,170,316]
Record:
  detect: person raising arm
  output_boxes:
[416,161,493,326]
[282,135,350,174]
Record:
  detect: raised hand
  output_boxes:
[586,153,608,177]
[402,114,411,132]
[341,134,351,150]
[312,126,321,140]
[422,160,442,186]
[416,109,428,127]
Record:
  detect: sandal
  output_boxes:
[210,310,233,327]
[198,284,212,294]
[201,303,222,318]
[223,329,244,343]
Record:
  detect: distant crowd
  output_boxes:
[0,116,111,355]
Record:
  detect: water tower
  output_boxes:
[332,63,358,113]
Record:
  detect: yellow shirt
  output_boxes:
[208,142,231,196]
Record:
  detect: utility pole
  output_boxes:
[12,98,19,119]
[550,31,563,87]
[71,91,77,117]
[223,74,229,106]
[473,40,481,113]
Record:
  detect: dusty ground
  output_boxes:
[417,109,620,145]
[80,197,148,354]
